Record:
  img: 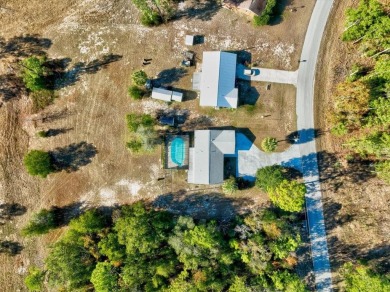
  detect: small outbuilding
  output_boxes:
[152,88,183,102]
[185,35,195,46]
[152,88,173,102]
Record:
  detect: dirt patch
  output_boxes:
[315,0,390,289]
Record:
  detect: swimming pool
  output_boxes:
[170,137,185,166]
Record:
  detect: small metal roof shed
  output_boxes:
[171,91,183,102]
[152,88,172,102]
[185,35,194,46]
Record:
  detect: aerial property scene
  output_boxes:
[0,0,389,291]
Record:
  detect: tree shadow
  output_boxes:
[174,0,221,21]
[41,108,74,123]
[317,151,376,187]
[0,74,25,102]
[0,241,23,256]
[47,54,122,89]
[155,67,188,87]
[152,190,254,221]
[328,236,390,274]
[285,128,324,144]
[45,128,74,137]
[269,0,291,25]
[50,142,98,172]
[0,203,27,223]
[50,201,88,227]
[322,198,355,232]
[0,34,52,59]
[182,115,214,131]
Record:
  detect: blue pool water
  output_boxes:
[171,137,185,166]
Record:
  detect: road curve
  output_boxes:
[297,0,334,291]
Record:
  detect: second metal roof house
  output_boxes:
[195,51,239,109]
[188,130,236,185]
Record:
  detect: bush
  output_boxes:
[23,150,53,178]
[140,12,162,26]
[126,140,143,153]
[36,130,48,138]
[30,89,55,111]
[131,70,148,86]
[222,176,238,195]
[375,161,390,184]
[128,86,145,100]
[261,137,278,152]
[126,113,155,132]
[269,180,306,212]
[21,56,48,92]
[256,165,286,192]
[330,122,348,136]
[253,0,276,26]
[253,15,270,26]
[341,262,390,292]
[22,209,56,236]
[25,267,45,291]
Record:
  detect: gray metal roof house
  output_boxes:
[188,130,236,185]
[195,51,238,109]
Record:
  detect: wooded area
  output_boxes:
[24,202,306,291]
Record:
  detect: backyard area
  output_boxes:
[0,0,314,289]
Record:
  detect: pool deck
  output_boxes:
[164,135,190,169]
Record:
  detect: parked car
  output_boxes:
[244,69,256,76]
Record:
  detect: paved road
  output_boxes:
[236,64,298,85]
[296,0,334,291]
[237,1,335,290]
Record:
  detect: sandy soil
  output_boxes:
[315,1,390,289]
[0,0,314,289]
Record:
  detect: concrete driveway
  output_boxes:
[236,63,298,85]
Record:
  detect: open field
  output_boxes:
[315,0,390,289]
[0,0,314,289]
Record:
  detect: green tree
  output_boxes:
[341,262,390,292]
[375,161,390,184]
[23,150,53,178]
[253,0,276,26]
[131,70,148,86]
[332,80,370,128]
[98,233,126,264]
[366,97,390,128]
[68,209,107,235]
[270,270,307,292]
[46,239,96,290]
[24,267,45,291]
[228,276,250,292]
[269,180,306,212]
[128,85,145,100]
[342,0,390,55]
[269,233,301,259]
[21,56,48,91]
[255,165,286,192]
[22,209,56,236]
[222,176,238,195]
[346,131,390,157]
[91,262,119,292]
[261,137,278,152]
